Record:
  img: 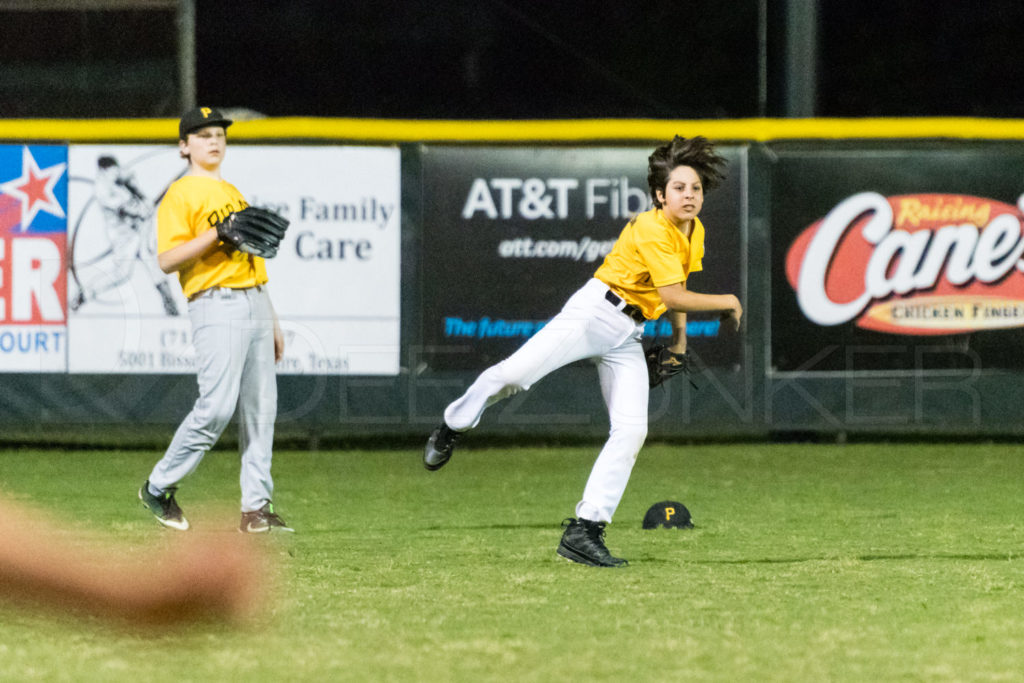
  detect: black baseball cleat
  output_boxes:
[423,423,461,471]
[138,480,190,531]
[556,517,628,567]
[239,502,294,533]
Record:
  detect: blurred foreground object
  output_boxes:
[0,496,268,627]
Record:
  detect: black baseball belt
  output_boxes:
[604,289,647,323]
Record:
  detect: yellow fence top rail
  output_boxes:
[2,117,1024,142]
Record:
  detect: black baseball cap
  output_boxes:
[642,501,694,529]
[178,106,233,140]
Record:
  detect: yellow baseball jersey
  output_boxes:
[157,175,268,299]
[593,208,705,320]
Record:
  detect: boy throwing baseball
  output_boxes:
[424,136,742,567]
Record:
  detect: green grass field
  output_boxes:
[2,441,1024,681]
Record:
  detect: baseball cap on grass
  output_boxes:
[642,501,694,529]
[179,106,233,139]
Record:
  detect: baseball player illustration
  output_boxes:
[139,106,293,534]
[424,136,743,567]
[68,155,181,316]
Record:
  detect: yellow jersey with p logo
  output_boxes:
[157,175,268,299]
[593,208,705,321]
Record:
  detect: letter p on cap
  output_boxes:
[642,500,693,529]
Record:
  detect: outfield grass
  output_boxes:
[1,442,1024,681]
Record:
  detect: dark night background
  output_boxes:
[1,1,1023,119]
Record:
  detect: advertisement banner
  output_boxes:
[420,146,746,370]
[772,147,1024,372]
[67,145,400,375]
[0,145,68,373]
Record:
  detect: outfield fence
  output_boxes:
[2,118,1023,444]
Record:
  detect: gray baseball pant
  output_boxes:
[148,286,277,513]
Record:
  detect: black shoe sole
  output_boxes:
[423,430,452,471]
[556,543,628,568]
[423,455,450,471]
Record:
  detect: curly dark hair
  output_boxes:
[647,136,727,208]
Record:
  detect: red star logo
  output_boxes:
[0,147,66,230]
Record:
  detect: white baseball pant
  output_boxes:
[148,286,278,512]
[444,278,649,523]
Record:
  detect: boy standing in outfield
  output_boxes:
[139,106,291,534]
[424,136,742,567]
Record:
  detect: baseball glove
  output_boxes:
[645,343,698,389]
[216,206,290,259]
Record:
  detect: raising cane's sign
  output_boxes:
[785,192,1024,335]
